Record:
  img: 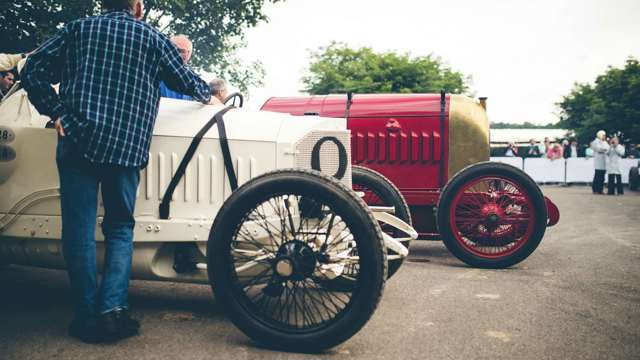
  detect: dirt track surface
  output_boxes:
[1,186,639,360]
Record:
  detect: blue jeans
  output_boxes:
[56,137,139,325]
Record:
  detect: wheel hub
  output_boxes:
[481,203,504,224]
[275,258,294,277]
[274,240,317,280]
[487,213,500,224]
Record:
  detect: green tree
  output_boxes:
[302,42,471,95]
[558,57,640,144]
[0,0,283,91]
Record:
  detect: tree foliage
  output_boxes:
[302,42,471,95]
[558,57,640,144]
[0,0,282,91]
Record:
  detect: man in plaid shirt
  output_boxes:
[21,0,212,343]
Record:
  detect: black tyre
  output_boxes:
[208,169,387,352]
[629,166,639,191]
[352,165,412,278]
[437,162,547,268]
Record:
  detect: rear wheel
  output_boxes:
[352,165,411,278]
[437,162,547,268]
[208,169,386,352]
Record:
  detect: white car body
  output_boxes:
[0,91,415,283]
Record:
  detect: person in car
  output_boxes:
[0,70,15,98]
[21,0,214,344]
[208,78,228,104]
[606,136,625,195]
[590,130,610,194]
[159,35,194,100]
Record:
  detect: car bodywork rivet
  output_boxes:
[154,225,161,232]
[145,225,153,232]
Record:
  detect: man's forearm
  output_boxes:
[179,68,211,104]
[22,78,66,120]
[0,53,24,72]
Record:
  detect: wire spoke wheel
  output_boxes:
[437,162,547,268]
[351,166,412,278]
[208,169,386,351]
[450,176,534,258]
[230,193,359,330]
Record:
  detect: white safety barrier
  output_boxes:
[491,157,639,184]
[523,158,565,183]
[565,158,595,183]
[490,157,523,169]
[619,159,638,184]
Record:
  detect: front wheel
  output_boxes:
[437,162,547,268]
[208,169,386,352]
[352,165,412,278]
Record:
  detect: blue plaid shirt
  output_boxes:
[22,10,211,167]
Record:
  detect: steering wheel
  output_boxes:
[223,92,244,108]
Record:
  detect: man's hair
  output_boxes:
[0,70,9,78]
[209,79,227,95]
[171,35,193,53]
[102,0,137,11]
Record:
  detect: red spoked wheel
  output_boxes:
[437,162,547,268]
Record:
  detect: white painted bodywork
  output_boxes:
[0,92,414,283]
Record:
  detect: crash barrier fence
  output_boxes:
[490,157,639,184]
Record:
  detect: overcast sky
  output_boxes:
[234,0,640,124]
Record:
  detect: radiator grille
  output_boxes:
[294,130,352,188]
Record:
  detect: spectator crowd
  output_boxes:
[498,131,639,196]
[502,136,640,161]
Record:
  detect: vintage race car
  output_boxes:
[0,90,417,351]
[263,92,561,269]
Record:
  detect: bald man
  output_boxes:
[159,35,195,100]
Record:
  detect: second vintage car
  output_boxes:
[263,92,560,269]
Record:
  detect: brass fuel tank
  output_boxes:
[448,95,490,178]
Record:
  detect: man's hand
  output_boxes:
[54,119,65,137]
[208,96,223,106]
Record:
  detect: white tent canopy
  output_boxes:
[490,128,571,144]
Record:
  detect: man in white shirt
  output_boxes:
[590,130,610,194]
[606,137,625,195]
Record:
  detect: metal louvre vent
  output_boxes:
[294,130,352,188]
